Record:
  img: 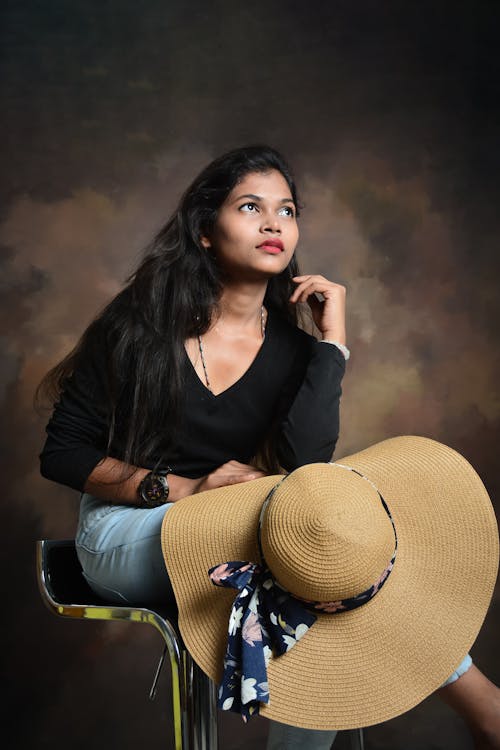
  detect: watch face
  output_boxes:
[141,472,169,506]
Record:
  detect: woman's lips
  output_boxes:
[257,240,284,253]
[258,244,282,254]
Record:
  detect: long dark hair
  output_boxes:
[36,144,304,474]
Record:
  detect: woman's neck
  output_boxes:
[215,282,267,333]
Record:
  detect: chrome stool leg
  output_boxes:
[37,539,219,750]
[149,645,168,700]
[183,651,219,750]
[147,616,187,750]
[349,727,365,750]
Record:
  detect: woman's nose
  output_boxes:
[261,212,281,233]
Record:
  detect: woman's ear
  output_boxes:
[200,235,212,249]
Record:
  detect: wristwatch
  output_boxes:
[138,467,172,507]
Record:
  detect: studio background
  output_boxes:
[2,2,499,748]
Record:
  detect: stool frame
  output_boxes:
[36,538,365,750]
[36,538,218,750]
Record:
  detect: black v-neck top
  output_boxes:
[39,308,346,492]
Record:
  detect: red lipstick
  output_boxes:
[257,239,284,253]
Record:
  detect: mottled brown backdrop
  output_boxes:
[2,2,499,748]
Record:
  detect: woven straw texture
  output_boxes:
[161,436,499,730]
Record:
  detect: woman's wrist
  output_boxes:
[321,329,346,345]
[167,473,203,501]
[319,326,349,360]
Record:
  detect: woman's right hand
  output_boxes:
[194,460,267,493]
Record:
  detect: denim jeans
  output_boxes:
[76,493,176,603]
[76,494,473,750]
[266,722,338,750]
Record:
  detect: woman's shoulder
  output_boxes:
[72,286,134,367]
[87,286,135,337]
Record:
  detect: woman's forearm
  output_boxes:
[83,456,200,505]
[277,341,346,470]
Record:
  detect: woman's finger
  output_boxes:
[207,472,260,490]
[292,280,345,305]
[290,276,347,340]
[290,279,317,303]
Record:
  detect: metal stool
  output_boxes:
[37,539,365,750]
[36,539,218,750]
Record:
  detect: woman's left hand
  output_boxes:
[290,275,346,343]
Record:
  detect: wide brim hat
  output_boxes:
[161,436,499,730]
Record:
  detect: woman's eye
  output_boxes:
[239,202,295,217]
[239,202,258,212]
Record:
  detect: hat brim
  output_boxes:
[161,436,499,730]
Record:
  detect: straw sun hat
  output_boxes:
[161,436,499,730]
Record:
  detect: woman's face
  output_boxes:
[201,169,299,280]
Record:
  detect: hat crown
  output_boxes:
[261,463,396,601]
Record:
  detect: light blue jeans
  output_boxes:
[76,494,473,750]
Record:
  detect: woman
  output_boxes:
[38,145,500,749]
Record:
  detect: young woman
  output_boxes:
[38,145,500,749]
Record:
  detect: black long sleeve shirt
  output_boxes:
[39,308,346,492]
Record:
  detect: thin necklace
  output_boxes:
[198,306,266,394]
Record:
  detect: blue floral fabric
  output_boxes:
[208,561,317,721]
[208,466,398,722]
